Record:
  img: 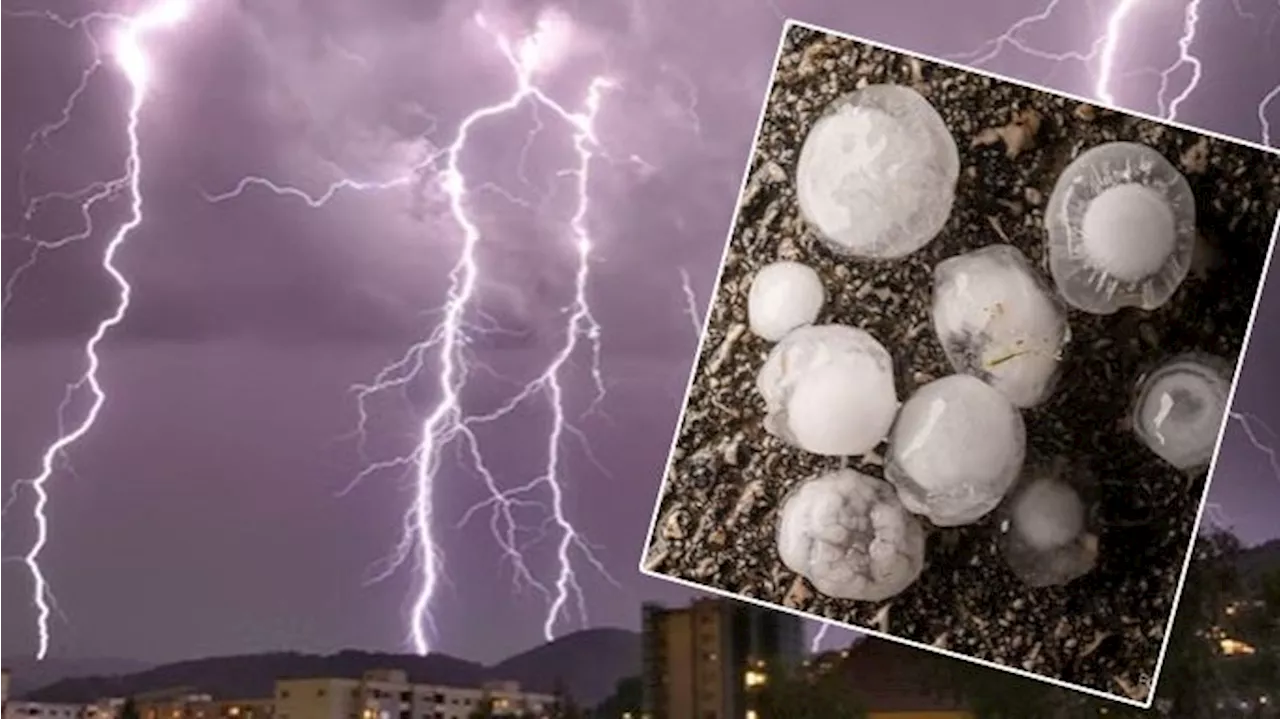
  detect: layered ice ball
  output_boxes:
[1045,142,1197,314]
[932,244,1070,408]
[1000,469,1098,588]
[777,468,927,601]
[1132,353,1232,472]
[756,325,899,457]
[886,375,1026,527]
[794,84,960,260]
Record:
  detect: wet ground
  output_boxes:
[642,25,1280,700]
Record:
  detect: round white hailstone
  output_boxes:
[747,261,826,342]
[776,468,926,601]
[757,325,899,457]
[1046,141,1196,314]
[999,465,1098,588]
[1132,353,1231,472]
[932,244,1070,409]
[794,84,960,260]
[886,374,1026,527]
[1011,479,1085,551]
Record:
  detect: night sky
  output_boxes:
[3,0,1279,667]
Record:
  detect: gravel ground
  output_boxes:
[643,26,1280,700]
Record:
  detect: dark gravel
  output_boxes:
[643,26,1280,701]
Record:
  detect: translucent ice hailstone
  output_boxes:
[776,468,927,601]
[747,261,826,342]
[1000,469,1098,588]
[794,84,960,260]
[886,374,1026,527]
[932,244,1070,409]
[756,325,899,457]
[1046,141,1197,314]
[1132,353,1232,472]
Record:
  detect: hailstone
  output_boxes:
[932,244,1070,408]
[1000,469,1098,588]
[1045,141,1196,314]
[794,84,960,260]
[747,261,826,342]
[1132,353,1232,473]
[776,468,927,601]
[756,325,899,457]
[886,374,1026,527]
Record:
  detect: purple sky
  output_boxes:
[3,0,1279,666]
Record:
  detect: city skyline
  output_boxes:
[4,0,1280,668]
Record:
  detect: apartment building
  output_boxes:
[272,669,556,719]
[640,598,805,719]
[4,702,91,719]
[134,688,274,719]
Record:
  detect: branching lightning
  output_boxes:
[2,0,191,660]
[205,12,619,654]
[953,0,1280,147]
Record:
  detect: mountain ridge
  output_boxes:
[12,628,639,709]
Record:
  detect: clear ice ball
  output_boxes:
[932,244,1070,408]
[776,468,927,601]
[756,324,899,457]
[747,261,826,342]
[999,468,1098,588]
[886,374,1026,527]
[1132,352,1232,473]
[794,84,960,260]
[1045,141,1196,314]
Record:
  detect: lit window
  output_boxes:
[743,671,767,689]
[1220,638,1257,656]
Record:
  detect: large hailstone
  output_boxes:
[776,469,927,601]
[1132,353,1232,473]
[1046,142,1197,314]
[886,375,1026,527]
[747,261,826,342]
[756,325,899,457]
[999,464,1098,588]
[932,244,1070,408]
[794,84,960,260]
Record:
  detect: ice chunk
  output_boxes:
[886,374,1025,526]
[776,468,927,601]
[747,261,826,342]
[794,84,960,260]
[932,244,1070,408]
[999,463,1098,588]
[757,325,899,456]
[1132,353,1232,472]
[1045,142,1196,314]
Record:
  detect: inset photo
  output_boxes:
[640,21,1280,707]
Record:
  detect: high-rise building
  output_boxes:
[640,598,804,719]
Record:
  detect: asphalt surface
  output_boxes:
[642,25,1280,700]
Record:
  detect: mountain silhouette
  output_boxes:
[14,628,639,709]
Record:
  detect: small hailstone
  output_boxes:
[747,261,826,342]
[932,244,1070,408]
[1132,353,1232,472]
[776,468,927,601]
[794,84,960,260]
[756,325,899,456]
[886,375,1026,527]
[1000,467,1098,588]
[1046,141,1196,314]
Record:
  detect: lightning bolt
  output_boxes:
[2,1,191,660]
[206,13,619,654]
[953,0,1280,147]
[810,622,830,653]
[677,267,703,337]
